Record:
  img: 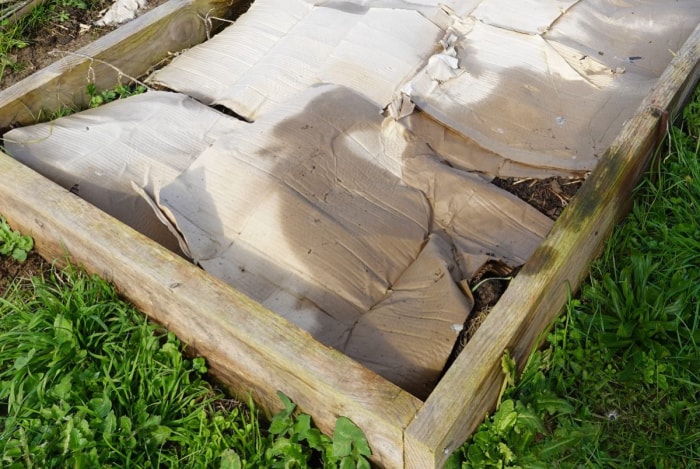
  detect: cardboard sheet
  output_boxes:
[3,92,242,253]
[407,19,650,173]
[147,0,700,179]
[2,85,537,395]
[471,0,580,35]
[147,0,445,121]
[155,85,553,396]
[401,111,582,178]
[406,0,700,174]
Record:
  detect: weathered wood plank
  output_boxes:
[2,0,47,25]
[0,152,422,468]
[0,0,243,130]
[404,22,700,469]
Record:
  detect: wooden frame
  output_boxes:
[1,2,699,466]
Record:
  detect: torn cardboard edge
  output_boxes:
[3,85,553,398]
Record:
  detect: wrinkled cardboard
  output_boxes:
[155,85,552,397]
[401,111,583,178]
[406,0,700,174]
[3,92,242,253]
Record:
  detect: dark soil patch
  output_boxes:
[444,175,586,368]
[494,176,585,220]
[0,250,45,297]
[0,0,168,90]
[2,2,110,89]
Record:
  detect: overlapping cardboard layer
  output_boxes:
[155,85,552,397]
[3,86,553,397]
[148,0,444,121]
[406,0,700,174]
[149,0,700,177]
[3,92,241,253]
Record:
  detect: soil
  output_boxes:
[0,250,45,297]
[0,0,168,90]
[444,175,585,367]
[494,176,585,220]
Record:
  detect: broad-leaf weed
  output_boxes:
[0,216,33,262]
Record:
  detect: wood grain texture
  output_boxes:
[404,22,700,469]
[0,0,239,130]
[0,152,422,468]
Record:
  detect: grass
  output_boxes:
[0,264,371,467]
[0,18,29,81]
[0,0,103,82]
[0,265,265,467]
[448,88,700,467]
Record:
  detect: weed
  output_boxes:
[86,82,147,108]
[265,392,372,468]
[0,258,373,467]
[0,216,33,262]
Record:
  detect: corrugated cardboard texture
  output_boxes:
[406,0,700,174]
[156,85,552,397]
[4,92,242,254]
[147,0,445,120]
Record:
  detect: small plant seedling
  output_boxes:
[86,82,147,108]
[265,391,372,468]
[332,416,372,469]
[0,215,33,262]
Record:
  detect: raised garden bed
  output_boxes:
[1,2,699,467]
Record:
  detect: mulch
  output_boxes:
[0,250,45,297]
[0,5,586,360]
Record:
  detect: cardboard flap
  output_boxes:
[3,91,242,253]
[406,0,700,174]
[147,0,444,120]
[407,20,652,172]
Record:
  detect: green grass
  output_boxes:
[0,265,371,468]
[448,89,700,467]
[0,266,267,467]
[0,0,103,83]
[0,19,29,81]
